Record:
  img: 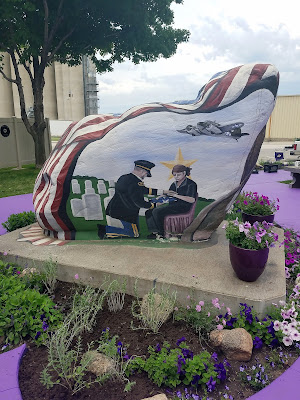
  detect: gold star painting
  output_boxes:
[160,148,198,180]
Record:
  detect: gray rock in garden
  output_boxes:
[141,395,169,400]
[19,267,39,277]
[84,351,115,376]
[34,63,279,241]
[210,327,253,361]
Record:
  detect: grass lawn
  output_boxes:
[0,164,40,198]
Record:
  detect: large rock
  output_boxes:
[33,63,279,242]
[210,328,253,361]
[84,351,115,376]
[141,395,169,400]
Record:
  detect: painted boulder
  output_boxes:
[33,63,279,242]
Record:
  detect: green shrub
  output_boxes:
[127,339,229,390]
[0,270,63,345]
[2,210,36,232]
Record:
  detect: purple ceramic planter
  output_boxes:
[229,243,269,282]
[242,212,275,225]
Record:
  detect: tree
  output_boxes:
[0,0,189,168]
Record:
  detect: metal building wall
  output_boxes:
[265,95,300,141]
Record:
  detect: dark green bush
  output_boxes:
[0,267,63,345]
[2,210,36,232]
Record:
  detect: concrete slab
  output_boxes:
[0,224,285,318]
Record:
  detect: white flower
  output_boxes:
[283,336,293,346]
[282,326,290,335]
[289,321,298,330]
[290,330,300,341]
[273,321,282,331]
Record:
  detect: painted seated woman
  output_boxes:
[146,164,198,238]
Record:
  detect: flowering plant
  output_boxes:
[236,191,279,216]
[173,295,231,340]
[224,219,279,250]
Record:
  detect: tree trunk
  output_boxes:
[32,74,47,168]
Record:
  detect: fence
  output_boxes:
[265,95,300,141]
[0,117,51,168]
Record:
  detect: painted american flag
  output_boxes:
[33,63,279,240]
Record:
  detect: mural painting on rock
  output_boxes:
[33,63,279,242]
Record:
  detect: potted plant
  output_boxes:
[224,219,279,282]
[235,191,279,224]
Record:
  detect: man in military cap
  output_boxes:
[98,160,162,238]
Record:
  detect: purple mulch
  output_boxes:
[0,194,34,236]
[244,169,300,233]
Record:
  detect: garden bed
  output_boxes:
[17,280,299,400]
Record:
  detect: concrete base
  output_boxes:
[0,224,286,318]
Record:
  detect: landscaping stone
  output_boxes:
[141,394,169,400]
[84,351,115,376]
[20,267,39,277]
[210,327,253,361]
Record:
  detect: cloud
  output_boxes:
[97,8,300,114]
[190,17,300,93]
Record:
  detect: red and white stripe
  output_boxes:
[33,63,279,239]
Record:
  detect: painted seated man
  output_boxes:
[146,164,198,238]
[98,160,163,238]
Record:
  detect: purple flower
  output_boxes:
[42,321,49,331]
[176,336,186,346]
[182,348,194,359]
[253,336,263,349]
[35,331,41,340]
[214,362,227,381]
[206,376,216,392]
[211,352,218,361]
[191,374,201,385]
[155,343,161,352]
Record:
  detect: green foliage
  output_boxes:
[239,361,270,391]
[225,219,279,250]
[0,267,62,345]
[128,340,227,390]
[236,191,279,216]
[0,0,189,166]
[41,257,58,295]
[222,303,283,346]
[2,211,36,232]
[106,279,126,312]
[41,286,135,394]
[173,295,229,341]
[0,164,39,198]
[41,333,103,393]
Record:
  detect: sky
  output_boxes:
[97,0,300,114]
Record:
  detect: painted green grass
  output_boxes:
[65,176,214,242]
[0,164,40,198]
[279,180,293,185]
